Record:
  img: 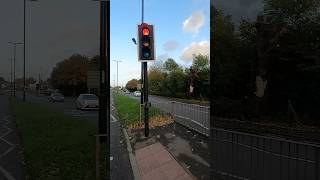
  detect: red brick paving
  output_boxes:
[135,142,194,180]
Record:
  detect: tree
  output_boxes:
[212,7,243,98]
[149,65,166,94]
[126,79,139,92]
[50,54,90,95]
[191,54,210,98]
[162,58,187,97]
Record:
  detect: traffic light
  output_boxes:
[138,23,155,61]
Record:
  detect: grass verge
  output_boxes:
[113,93,172,128]
[10,98,107,180]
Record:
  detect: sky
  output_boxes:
[213,0,264,24]
[0,0,99,82]
[0,0,210,87]
[111,0,210,86]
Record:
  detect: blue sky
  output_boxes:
[111,0,210,87]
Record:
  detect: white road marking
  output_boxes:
[0,116,16,180]
[0,166,16,180]
[110,114,117,123]
[0,116,15,158]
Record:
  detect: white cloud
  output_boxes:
[180,40,210,62]
[163,41,180,51]
[156,53,169,62]
[183,11,205,34]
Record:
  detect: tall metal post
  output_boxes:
[143,62,149,137]
[13,45,16,97]
[23,0,26,102]
[116,61,118,88]
[98,0,108,144]
[9,58,13,96]
[141,0,144,105]
[8,42,23,97]
[141,0,149,137]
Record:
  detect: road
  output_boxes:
[15,91,134,180]
[0,94,25,180]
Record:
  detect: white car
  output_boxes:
[76,94,99,110]
[133,91,141,97]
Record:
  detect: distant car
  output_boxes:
[76,94,99,110]
[124,90,130,94]
[133,91,141,97]
[49,93,64,102]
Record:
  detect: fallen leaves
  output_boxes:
[127,115,174,129]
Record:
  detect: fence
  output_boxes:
[211,128,320,180]
[150,99,320,180]
[149,100,210,136]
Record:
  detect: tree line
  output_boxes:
[126,54,210,100]
[50,54,99,96]
[212,0,320,125]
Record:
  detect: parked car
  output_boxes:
[133,91,141,97]
[124,90,131,94]
[76,94,99,110]
[49,92,64,102]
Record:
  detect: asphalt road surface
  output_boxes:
[0,94,25,180]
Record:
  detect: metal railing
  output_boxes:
[170,101,210,136]
[147,100,210,136]
[211,128,320,180]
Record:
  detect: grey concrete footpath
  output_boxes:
[0,95,25,180]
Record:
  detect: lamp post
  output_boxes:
[8,42,23,97]
[113,60,122,91]
[8,58,13,96]
[23,0,39,102]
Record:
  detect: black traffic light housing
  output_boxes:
[138,23,155,61]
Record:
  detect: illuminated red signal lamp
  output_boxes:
[142,28,150,36]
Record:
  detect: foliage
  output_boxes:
[50,54,91,96]
[113,92,167,126]
[212,0,320,125]
[10,98,103,180]
[125,79,139,92]
[146,56,209,99]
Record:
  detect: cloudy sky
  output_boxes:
[213,0,264,24]
[111,0,210,86]
[0,0,99,82]
[0,0,210,86]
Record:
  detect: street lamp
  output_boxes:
[8,42,23,97]
[23,0,39,102]
[113,60,122,91]
[8,58,14,96]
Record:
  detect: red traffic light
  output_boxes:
[142,28,150,36]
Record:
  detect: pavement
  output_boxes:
[129,123,210,180]
[0,95,25,180]
[135,142,193,180]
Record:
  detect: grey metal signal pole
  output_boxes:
[141,0,149,137]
